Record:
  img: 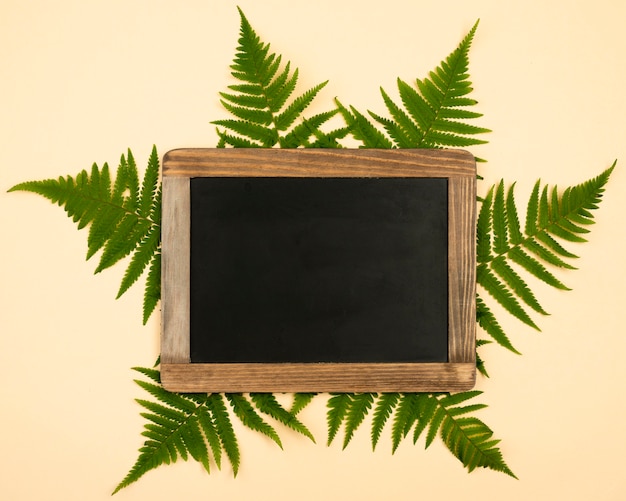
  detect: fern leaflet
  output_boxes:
[341,393,375,450]
[371,393,400,450]
[476,165,615,352]
[249,393,316,442]
[113,368,235,493]
[326,393,353,446]
[339,20,490,149]
[213,8,348,148]
[326,391,514,477]
[290,393,317,416]
[9,147,162,324]
[226,394,283,449]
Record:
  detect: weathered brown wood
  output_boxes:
[163,148,475,178]
[160,148,476,392]
[161,177,190,364]
[448,175,476,363]
[161,362,476,393]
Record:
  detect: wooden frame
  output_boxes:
[161,148,476,393]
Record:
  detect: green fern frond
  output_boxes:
[476,295,520,354]
[439,416,516,477]
[325,390,514,477]
[475,339,492,377]
[371,393,400,450]
[213,9,337,148]
[476,164,615,348]
[9,146,162,324]
[477,263,540,330]
[341,393,375,450]
[143,251,161,324]
[281,109,350,148]
[196,404,223,470]
[226,394,283,448]
[410,392,515,477]
[249,393,315,442]
[290,393,317,416]
[340,20,490,149]
[326,393,353,446]
[391,393,424,452]
[206,393,241,476]
[113,368,235,494]
[335,99,394,148]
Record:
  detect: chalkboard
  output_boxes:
[161,148,476,393]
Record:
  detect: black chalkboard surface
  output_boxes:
[161,148,476,393]
[190,177,448,364]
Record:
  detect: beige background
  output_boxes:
[2,1,626,499]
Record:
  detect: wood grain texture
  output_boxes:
[163,148,476,178]
[161,148,476,392]
[161,177,190,364]
[448,175,477,363]
[161,362,476,393]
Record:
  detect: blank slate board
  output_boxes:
[161,148,476,393]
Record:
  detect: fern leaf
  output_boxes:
[491,256,547,314]
[219,100,273,124]
[113,369,220,494]
[335,99,394,148]
[475,339,492,377]
[476,187,494,263]
[138,146,160,218]
[250,393,315,442]
[116,223,160,298]
[371,393,399,451]
[86,204,125,260]
[440,416,516,477]
[476,295,520,354]
[424,399,447,448]
[535,232,579,259]
[281,109,346,148]
[508,247,570,290]
[326,393,352,446]
[134,379,198,414]
[344,20,489,149]
[477,263,540,330]
[207,393,241,476]
[387,392,517,478]
[143,251,161,324]
[136,399,188,426]
[9,148,162,324]
[391,394,422,453]
[211,118,278,146]
[505,182,523,244]
[290,393,316,416]
[342,393,375,450]
[275,81,328,130]
[476,166,614,347]
[524,181,541,235]
[215,129,260,148]
[373,87,421,147]
[133,366,161,383]
[325,389,503,475]
[308,125,351,148]
[426,393,490,448]
[213,9,336,148]
[197,405,223,470]
[95,220,148,272]
[226,394,283,448]
[410,394,437,445]
[179,415,211,472]
[492,181,509,254]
